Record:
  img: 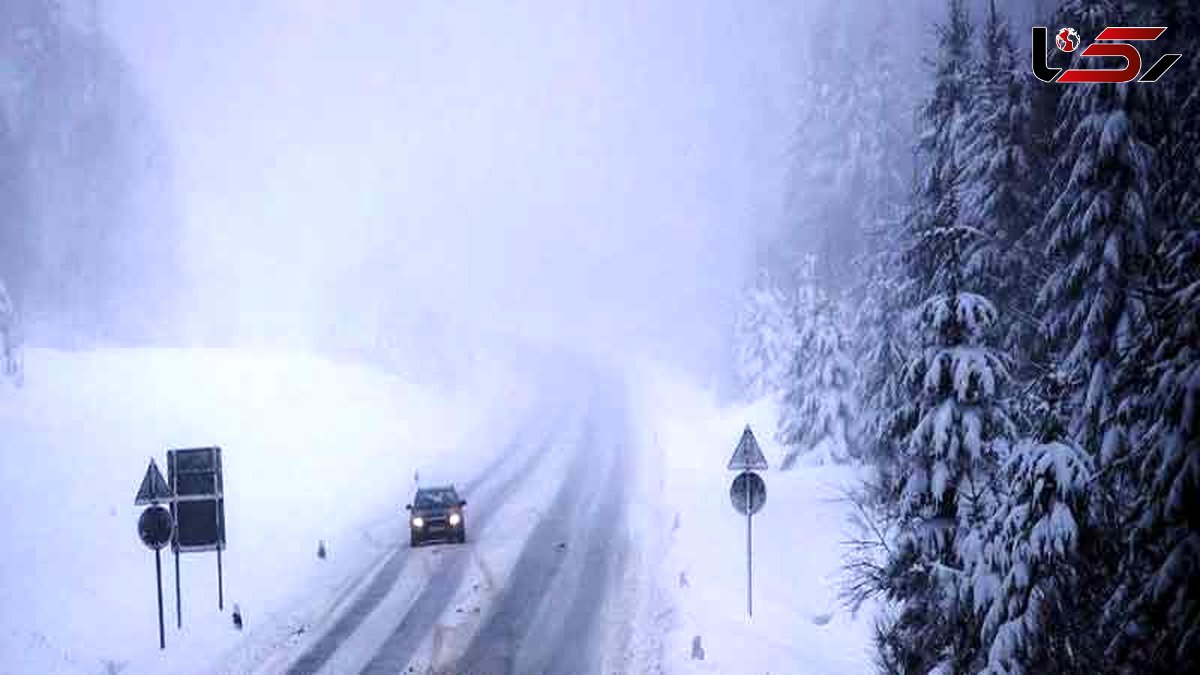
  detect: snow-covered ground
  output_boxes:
[0,348,875,674]
[628,363,875,674]
[0,347,530,675]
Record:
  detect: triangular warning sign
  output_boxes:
[134,459,173,505]
[727,425,768,471]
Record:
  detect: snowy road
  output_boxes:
[279,381,637,675]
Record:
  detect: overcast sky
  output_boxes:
[100,0,1039,373]
[98,0,815,368]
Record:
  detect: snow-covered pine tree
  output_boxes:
[784,3,912,297]
[879,283,1015,671]
[1106,226,1199,669]
[959,0,1039,376]
[880,194,1016,672]
[900,0,974,306]
[1027,1,1192,668]
[852,0,914,479]
[1037,0,1156,467]
[1098,2,1200,668]
[865,9,995,663]
[868,0,975,506]
[1032,10,1161,650]
[843,206,911,617]
[1148,0,1199,229]
[777,295,856,467]
[786,23,863,292]
[856,208,910,484]
[964,371,1095,673]
[733,269,798,401]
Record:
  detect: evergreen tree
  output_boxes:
[878,180,1015,666]
[784,3,912,295]
[853,0,915,486]
[1148,0,1199,228]
[1032,10,1161,656]
[1106,226,1199,669]
[778,296,856,467]
[846,0,1196,670]
[959,0,1039,374]
[965,373,1095,673]
[880,279,1014,672]
[871,0,977,501]
[1037,0,1155,464]
[734,270,798,400]
[1028,1,1191,668]
[1101,2,1200,667]
[901,0,974,305]
[856,206,910,489]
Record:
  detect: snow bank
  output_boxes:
[627,362,874,674]
[0,348,526,674]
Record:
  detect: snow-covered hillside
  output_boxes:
[0,348,528,675]
[629,364,874,673]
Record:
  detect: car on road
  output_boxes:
[406,485,467,546]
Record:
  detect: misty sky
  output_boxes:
[100,0,815,366]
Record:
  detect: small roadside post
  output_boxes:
[134,459,175,649]
[727,425,767,617]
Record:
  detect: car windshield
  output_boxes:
[414,489,458,508]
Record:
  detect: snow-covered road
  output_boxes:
[272,379,638,675]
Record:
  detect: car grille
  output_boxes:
[417,513,450,529]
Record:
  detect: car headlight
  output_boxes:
[448,513,461,526]
[411,516,425,528]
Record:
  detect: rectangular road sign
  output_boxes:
[167,447,225,552]
[174,500,226,552]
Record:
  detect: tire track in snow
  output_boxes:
[285,406,568,675]
[357,417,585,674]
[452,398,630,675]
[541,414,630,674]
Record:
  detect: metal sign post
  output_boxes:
[727,426,768,618]
[217,546,224,611]
[746,473,752,616]
[742,482,760,618]
[137,503,174,650]
[175,549,182,629]
[155,548,165,649]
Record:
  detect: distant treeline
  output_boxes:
[1,0,180,345]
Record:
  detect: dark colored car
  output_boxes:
[406,485,467,546]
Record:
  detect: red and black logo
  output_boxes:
[1033,26,1182,83]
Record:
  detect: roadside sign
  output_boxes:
[727,426,768,471]
[730,471,766,516]
[138,505,174,550]
[727,426,767,618]
[134,459,173,505]
[167,446,227,618]
[167,447,225,552]
[173,499,226,550]
[132,487,174,650]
